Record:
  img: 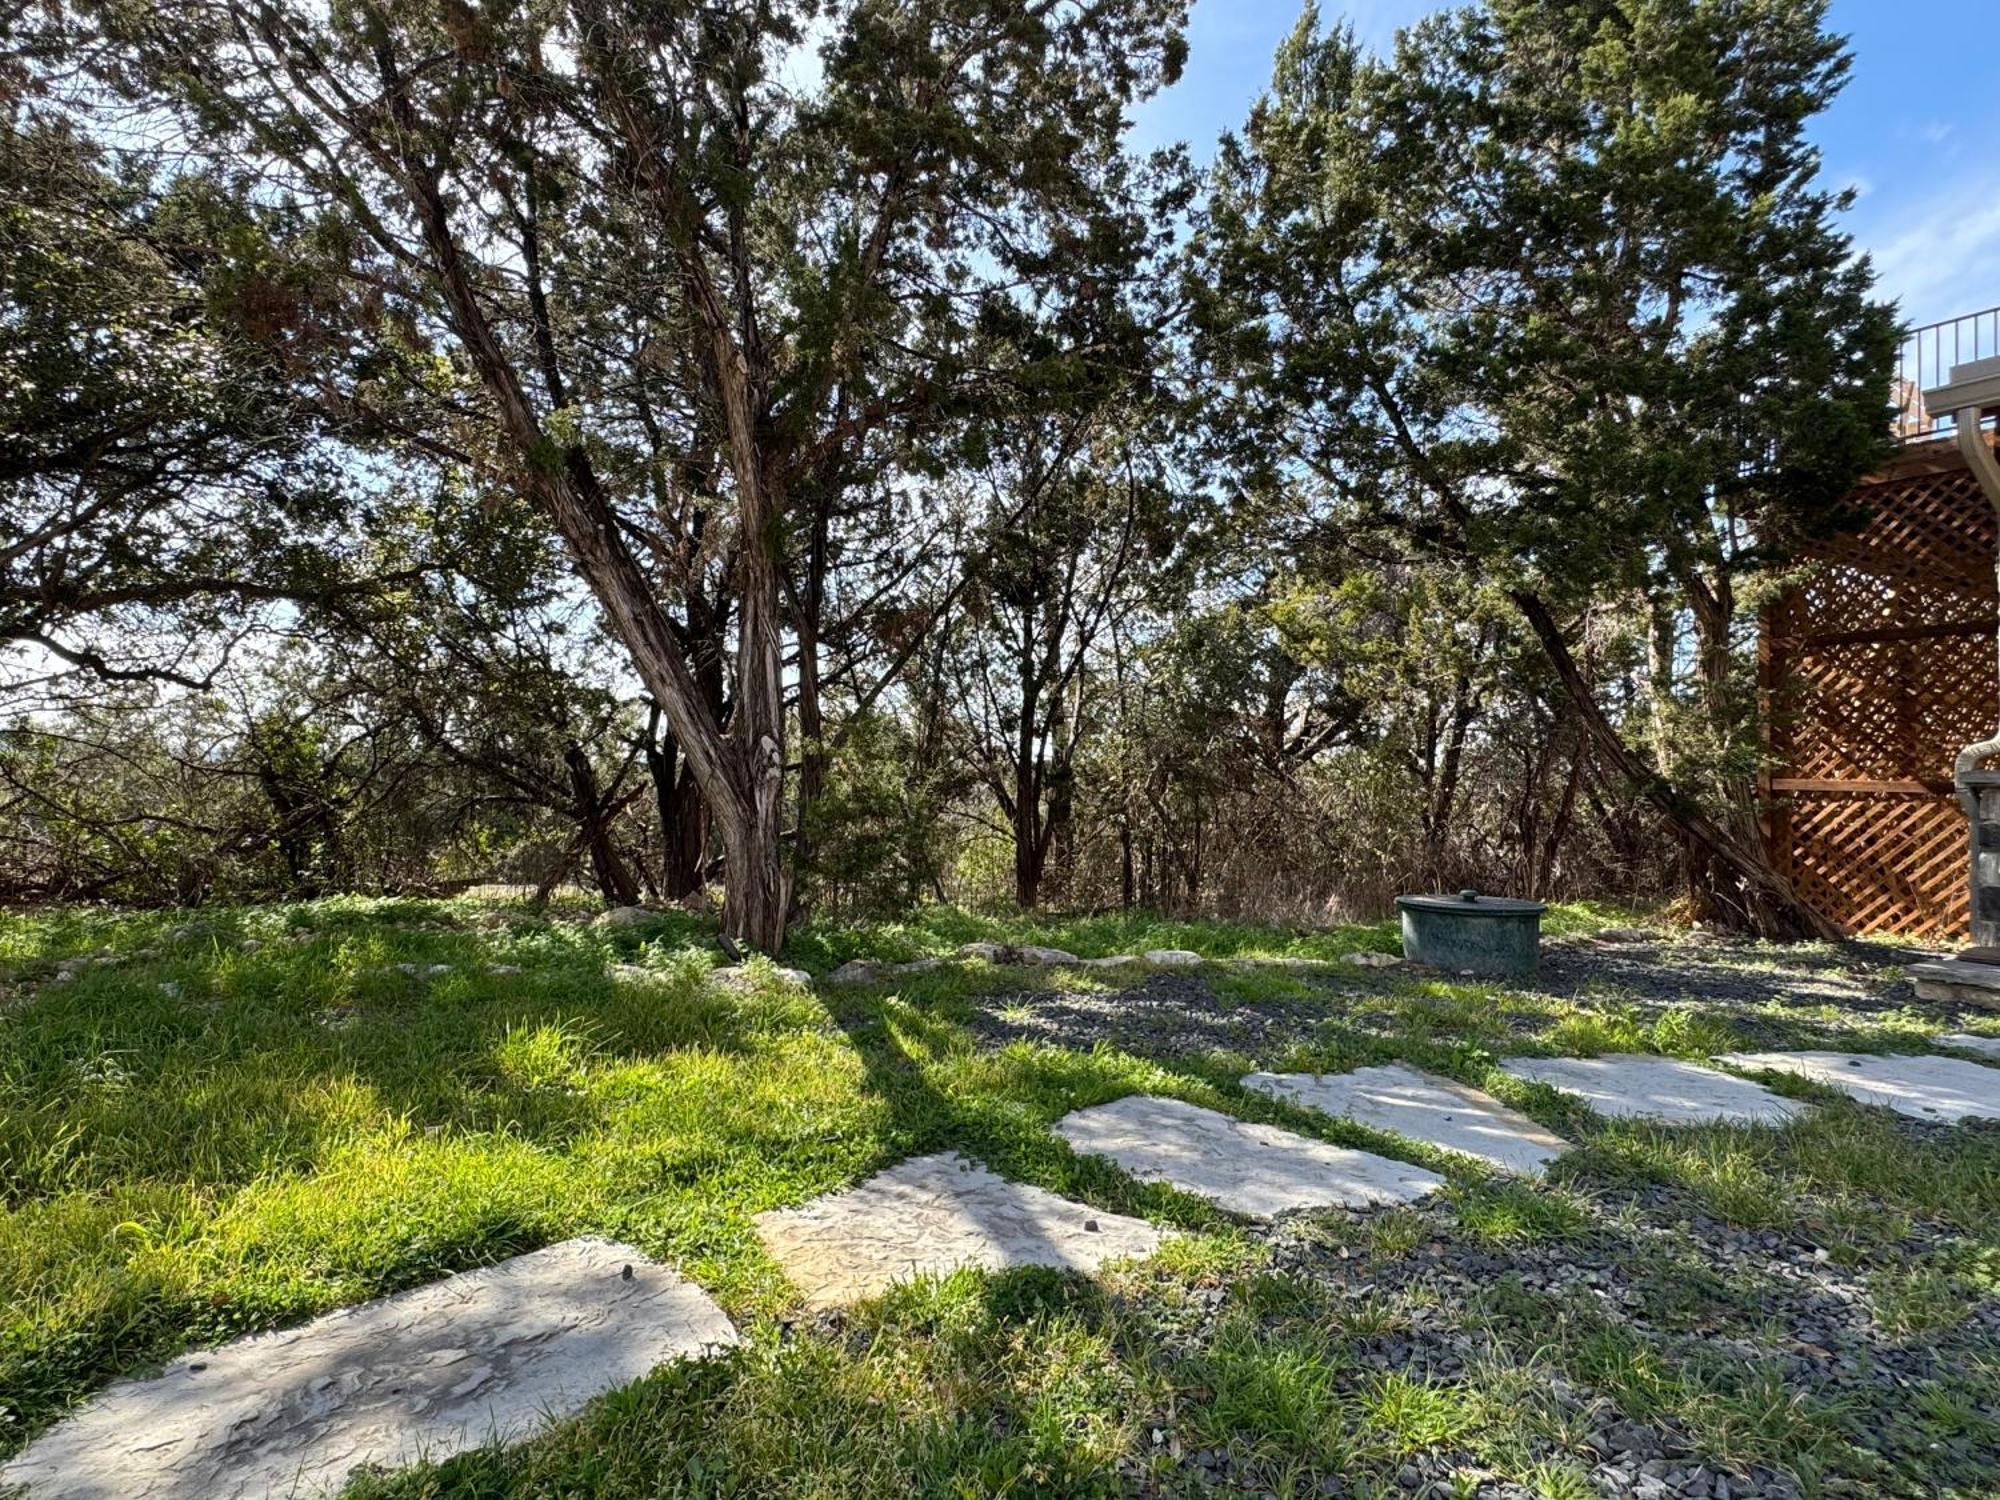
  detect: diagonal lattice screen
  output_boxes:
[1763,445,1999,937]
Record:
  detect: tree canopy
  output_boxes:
[1,0,1904,945]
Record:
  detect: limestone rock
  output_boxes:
[1143,949,1203,967]
[829,958,891,985]
[1593,927,1662,944]
[1016,944,1081,966]
[1717,1049,2000,1124]
[595,905,661,928]
[954,942,1079,967]
[1054,1094,1442,1217]
[1244,1064,1568,1176]
[0,1237,737,1500]
[1345,950,1403,969]
[755,1151,1164,1308]
[826,957,949,986]
[1503,1054,1805,1126]
[712,964,812,991]
[1939,1032,2000,1059]
[1911,959,2000,1009]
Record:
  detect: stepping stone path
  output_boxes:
[956,942,1080,966]
[1243,1064,1569,1176]
[0,1238,737,1500]
[755,1151,1164,1309]
[1718,1050,2000,1123]
[1054,1095,1442,1218]
[1940,1032,2000,1059]
[1911,958,2000,1008]
[1503,1054,1805,1125]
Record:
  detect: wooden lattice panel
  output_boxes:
[1763,441,1999,939]
[1782,791,1970,938]
[1780,635,1996,783]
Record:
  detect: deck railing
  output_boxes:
[1895,305,2000,442]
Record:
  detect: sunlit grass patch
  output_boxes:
[1540,1005,1650,1057]
[1360,1369,1480,1454]
[1181,1312,1360,1468]
[1448,1178,1593,1245]
[1586,1130,1803,1237]
[1366,979,1519,1043]
[1867,1265,1965,1339]
[1365,1207,1429,1259]
[2,894,1992,1497]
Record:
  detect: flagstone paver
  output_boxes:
[754,1151,1166,1309]
[1053,1094,1443,1218]
[1243,1064,1569,1175]
[1502,1054,1806,1125]
[1938,1032,2000,1060]
[0,1237,737,1500]
[1718,1049,2000,1123]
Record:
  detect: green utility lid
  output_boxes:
[1395,890,1546,915]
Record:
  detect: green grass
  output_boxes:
[2,895,1997,1497]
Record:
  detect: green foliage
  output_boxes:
[1196,0,1899,934]
[804,711,949,916]
[0,109,363,679]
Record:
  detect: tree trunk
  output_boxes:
[790,498,832,915]
[563,742,640,905]
[1119,815,1136,909]
[722,526,791,951]
[718,792,789,952]
[1646,590,1679,777]
[1531,731,1585,900]
[1510,589,1839,941]
[402,152,787,948]
[643,711,709,901]
[1013,758,1044,908]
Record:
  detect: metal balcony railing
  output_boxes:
[1895,305,2000,442]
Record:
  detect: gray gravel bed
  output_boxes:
[1096,1173,1999,1499]
[948,934,1999,1496]
[963,969,1361,1060]
[1530,934,1932,1016]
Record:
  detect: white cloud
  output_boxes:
[1858,169,2000,329]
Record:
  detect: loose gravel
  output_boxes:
[1532,933,1934,1015]
[949,932,2000,1496]
[965,968,1355,1060]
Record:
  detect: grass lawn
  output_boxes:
[1,896,1996,1497]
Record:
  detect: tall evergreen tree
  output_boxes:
[1199,0,1897,936]
[60,0,1187,949]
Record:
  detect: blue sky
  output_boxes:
[1130,0,2000,331]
